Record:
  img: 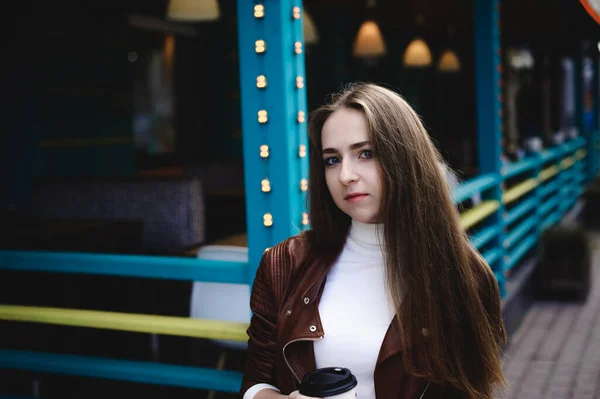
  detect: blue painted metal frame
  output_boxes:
[471,225,501,250]
[540,178,563,198]
[576,51,595,182]
[474,0,505,294]
[539,195,562,217]
[237,0,309,284]
[592,56,600,174]
[504,215,537,249]
[541,211,562,231]
[504,196,537,225]
[452,173,499,204]
[0,250,247,284]
[293,2,310,219]
[237,0,268,279]
[501,157,539,179]
[0,349,243,393]
[483,248,503,267]
[540,147,565,162]
[505,234,537,271]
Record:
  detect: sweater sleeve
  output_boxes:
[243,383,281,399]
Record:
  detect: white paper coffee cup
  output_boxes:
[323,387,356,399]
[299,367,357,398]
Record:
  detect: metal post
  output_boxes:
[574,45,588,181]
[237,0,310,284]
[593,55,600,175]
[474,0,506,295]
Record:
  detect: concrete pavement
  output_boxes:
[499,232,600,399]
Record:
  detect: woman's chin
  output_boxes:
[348,212,380,224]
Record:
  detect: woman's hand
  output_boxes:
[288,391,322,399]
[254,389,321,399]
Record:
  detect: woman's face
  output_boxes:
[321,107,382,224]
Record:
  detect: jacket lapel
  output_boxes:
[376,314,410,366]
[278,248,340,383]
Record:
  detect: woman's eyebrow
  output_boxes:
[349,140,370,150]
[322,141,371,154]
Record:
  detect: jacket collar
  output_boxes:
[299,246,341,307]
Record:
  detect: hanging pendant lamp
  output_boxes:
[167,0,220,22]
[303,10,319,45]
[403,38,432,67]
[353,20,386,58]
[437,49,461,72]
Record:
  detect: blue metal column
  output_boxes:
[474,0,505,295]
[237,0,310,283]
[574,47,589,181]
[593,55,600,175]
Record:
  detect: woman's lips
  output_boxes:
[345,194,368,203]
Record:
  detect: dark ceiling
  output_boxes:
[29,0,599,43]
[303,0,599,40]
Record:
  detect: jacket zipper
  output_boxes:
[282,336,324,383]
[419,380,431,399]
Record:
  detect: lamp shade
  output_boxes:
[437,49,461,72]
[167,0,220,22]
[507,48,534,70]
[303,10,319,44]
[353,20,386,58]
[403,38,432,67]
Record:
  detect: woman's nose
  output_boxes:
[339,160,358,185]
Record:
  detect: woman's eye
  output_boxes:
[360,150,373,159]
[324,157,340,166]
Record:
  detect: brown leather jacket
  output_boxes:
[240,233,473,398]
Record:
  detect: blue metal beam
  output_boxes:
[503,215,537,250]
[452,173,499,204]
[504,234,537,271]
[504,196,537,226]
[0,349,243,392]
[592,56,600,174]
[575,49,586,180]
[237,0,309,284]
[0,250,247,284]
[501,157,540,179]
[474,0,505,295]
[576,49,599,180]
[470,225,501,250]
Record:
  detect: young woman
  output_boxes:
[240,83,506,399]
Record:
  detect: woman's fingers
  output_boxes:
[288,390,322,399]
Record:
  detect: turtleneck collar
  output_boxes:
[348,219,385,248]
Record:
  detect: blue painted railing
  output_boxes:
[0,349,243,392]
[0,251,247,284]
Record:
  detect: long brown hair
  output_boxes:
[307,83,506,398]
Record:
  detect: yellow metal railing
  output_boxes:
[459,200,501,230]
[502,178,539,204]
[560,156,575,169]
[540,165,560,182]
[0,305,249,342]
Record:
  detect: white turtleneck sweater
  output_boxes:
[244,220,395,399]
[313,220,395,398]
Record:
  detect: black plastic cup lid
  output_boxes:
[299,367,357,397]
